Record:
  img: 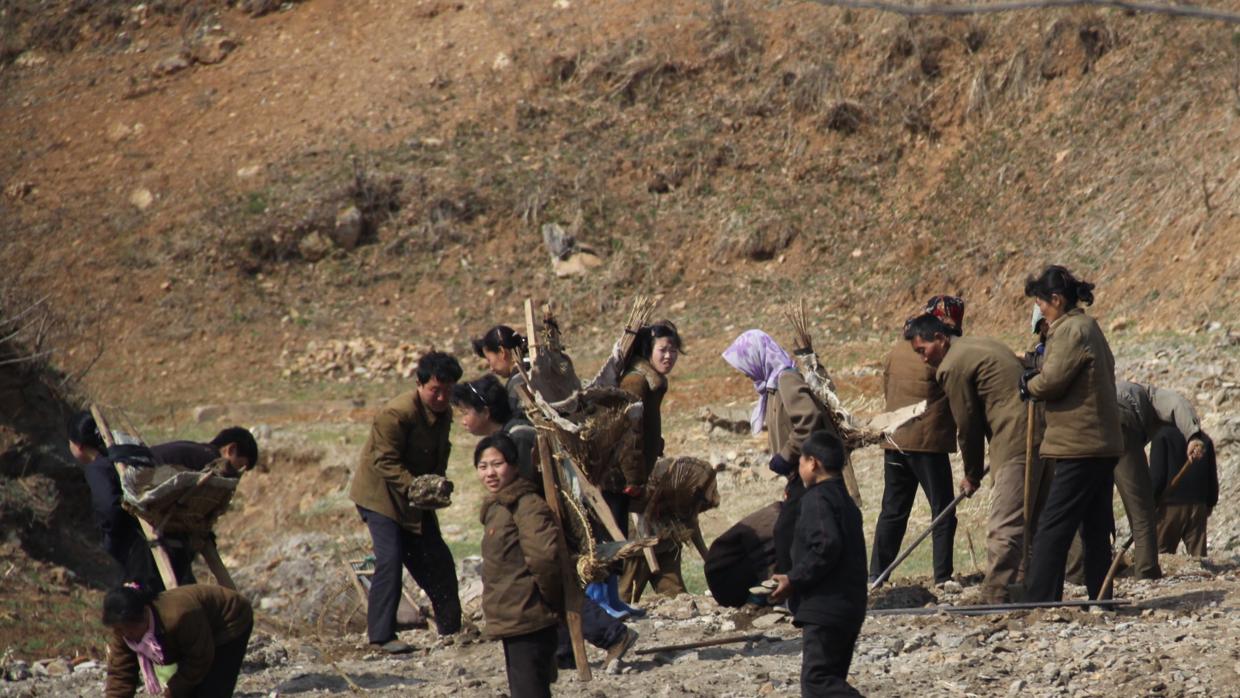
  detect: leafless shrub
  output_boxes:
[823,100,865,134]
[579,40,683,105]
[788,62,836,115]
[700,0,763,71]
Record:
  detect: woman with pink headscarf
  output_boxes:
[723,330,837,574]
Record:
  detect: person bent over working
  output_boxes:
[770,430,867,698]
[476,434,563,698]
[103,583,253,698]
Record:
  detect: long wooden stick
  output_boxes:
[91,405,179,591]
[1022,402,1035,575]
[1099,458,1194,599]
[200,538,237,590]
[537,434,591,682]
[870,466,990,589]
[635,632,773,655]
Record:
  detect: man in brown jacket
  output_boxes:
[905,314,1031,603]
[349,351,463,653]
[870,338,959,586]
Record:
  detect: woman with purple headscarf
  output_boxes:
[722,330,837,574]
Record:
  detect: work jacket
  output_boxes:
[884,340,956,453]
[105,584,252,698]
[348,390,452,534]
[150,441,220,471]
[766,370,835,463]
[620,358,668,486]
[1025,308,1124,459]
[704,502,780,607]
[935,337,1030,482]
[1115,381,1201,447]
[787,477,867,629]
[480,478,562,639]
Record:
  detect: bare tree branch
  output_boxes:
[804,0,1240,24]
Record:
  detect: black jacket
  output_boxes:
[787,477,867,629]
[84,456,141,562]
[150,441,220,471]
[705,502,779,607]
[1150,427,1218,507]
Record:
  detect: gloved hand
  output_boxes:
[623,485,644,499]
[1019,368,1040,401]
[769,453,793,476]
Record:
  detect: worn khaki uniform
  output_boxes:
[936,337,1030,601]
[618,360,684,601]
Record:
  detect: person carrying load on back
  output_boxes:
[617,320,686,603]
[723,330,840,580]
[869,295,962,589]
[149,427,258,476]
[348,351,464,654]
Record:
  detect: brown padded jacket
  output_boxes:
[1026,308,1124,459]
[480,477,562,639]
[348,390,452,534]
[935,337,1029,482]
[105,584,253,698]
[765,370,838,462]
[884,340,956,453]
[620,358,668,487]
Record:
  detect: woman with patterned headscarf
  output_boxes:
[723,330,839,575]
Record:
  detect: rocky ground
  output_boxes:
[2,333,1237,697]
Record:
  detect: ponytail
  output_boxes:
[471,325,528,358]
[1024,265,1096,309]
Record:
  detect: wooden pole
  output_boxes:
[1099,458,1195,600]
[524,300,539,362]
[200,538,237,590]
[870,466,990,589]
[91,405,179,591]
[537,434,591,682]
[635,632,773,655]
[1022,401,1035,577]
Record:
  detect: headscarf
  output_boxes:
[923,295,965,335]
[721,330,795,435]
[123,607,166,695]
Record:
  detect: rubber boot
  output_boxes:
[586,582,630,620]
[606,574,645,617]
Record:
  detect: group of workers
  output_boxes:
[77,263,1220,698]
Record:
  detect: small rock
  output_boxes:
[152,54,190,77]
[191,32,238,65]
[333,206,364,251]
[72,660,100,674]
[236,164,262,179]
[1109,317,1131,332]
[298,231,333,262]
[107,122,133,142]
[130,188,154,210]
[44,659,70,677]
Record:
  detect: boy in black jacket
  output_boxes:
[771,430,867,697]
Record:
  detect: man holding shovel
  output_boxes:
[904,313,1033,603]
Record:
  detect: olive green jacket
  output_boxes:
[105,585,253,698]
[935,337,1029,482]
[348,390,452,533]
[480,478,562,639]
[1026,308,1124,459]
[885,340,957,454]
[1115,380,1201,446]
[766,370,837,463]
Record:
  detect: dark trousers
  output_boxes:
[502,625,559,698]
[800,622,863,697]
[1025,458,1116,602]
[123,535,196,592]
[602,490,630,537]
[775,477,806,574]
[869,451,956,583]
[190,622,252,697]
[556,596,628,667]
[358,506,461,643]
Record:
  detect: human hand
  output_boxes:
[623,485,644,499]
[769,454,793,476]
[769,574,792,603]
[1187,439,1205,462]
[959,476,979,498]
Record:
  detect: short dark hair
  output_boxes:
[902,313,954,342]
[102,583,157,626]
[633,320,685,362]
[1024,265,1096,308]
[211,427,259,469]
[416,351,463,385]
[67,411,106,452]
[801,430,846,471]
[474,433,519,467]
[471,325,528,358]
[450,374,513,424]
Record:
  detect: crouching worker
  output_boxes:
[103,582,253,698]
[769,431,866,698]
[477,434,563,698]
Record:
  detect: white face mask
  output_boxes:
[1030,303,1044,335]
